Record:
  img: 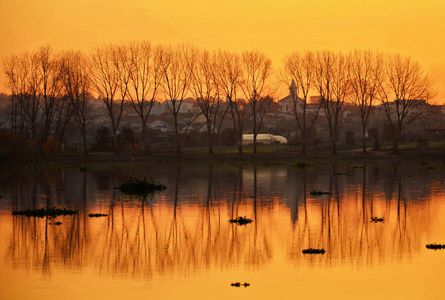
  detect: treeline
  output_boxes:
[1,42,436,157]
[282,50,435,153]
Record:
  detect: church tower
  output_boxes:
[289,80,297,98]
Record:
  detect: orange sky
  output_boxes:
[1,0,444,100]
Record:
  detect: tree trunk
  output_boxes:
[302,127,307,155]
[362,121,367,153]
[207,121,213,154]
[253,106,257,154]
[112,129,119,154]
[82,129,88,156]
[173,113,181,154]
[329,124,337,154]
[141,121,150,153]
[238,130,243,154]
[392,127,400,154]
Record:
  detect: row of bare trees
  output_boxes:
[3,43,276,155]
[3,43,435,155]
[282,50,435,153]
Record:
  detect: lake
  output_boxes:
[1,160,445,299]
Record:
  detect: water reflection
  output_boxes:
[1,161,444,280]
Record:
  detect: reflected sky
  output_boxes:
[0,161,444,299]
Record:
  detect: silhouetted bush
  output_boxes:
[117,127,138,152]
[368,128,381,150]
[0,130,35,161]
[219,128,237,146]
[92,126,112,151]
[43,137,61,154]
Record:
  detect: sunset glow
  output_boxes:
[1,0,445,99]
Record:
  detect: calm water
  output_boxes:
[1,161,445,300]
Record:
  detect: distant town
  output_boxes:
[1,87,443,155]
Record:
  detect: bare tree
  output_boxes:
[3,47,67,151]
[215,50,246,154]
[255,95,275,137]
[190,50,228,154]
[158,44,197,153]
[35,46,65,149]
[348,50,384,153]
[122,41,162,152]
[378,54,435,153]
[240,50,273,154]
[3,52,40,138]
[89,44,126,153]
[282,51,322,154]
[61,50,92,155]
[314,51,348,154]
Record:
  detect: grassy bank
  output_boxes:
[4,144,445,169]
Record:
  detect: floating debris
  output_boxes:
[371,217,384,223]
[302,248,326,254]
[54,222,62,225]
[88,213,108,218]
[426,244,445,250]
[310,190,331,196]
[231,282,250,287]
[117,175,166,196]
[12,207,78,218]
[229,216,253,226]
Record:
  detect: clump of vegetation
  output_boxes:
[371,217,384,223]
[426,244,445,250]
[229,216,253,226]
[302,248,326,254]
[118,175,166,196]
[231,282,250,287]
[88,213,108,217]
[12,207,78,218]
[310,190,331,196]
[290,160,316,169]
[0,129,36,162]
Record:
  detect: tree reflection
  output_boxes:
[2,162,438,278]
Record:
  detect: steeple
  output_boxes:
[289,80,297,98]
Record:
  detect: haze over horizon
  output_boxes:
[1,0,444,101]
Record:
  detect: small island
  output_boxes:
[117,175,166,196]
[302,248,326,254]
[229,216,253,226]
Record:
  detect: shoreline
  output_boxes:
[5,148,445,169]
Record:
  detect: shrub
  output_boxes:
[118,175,166,196]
